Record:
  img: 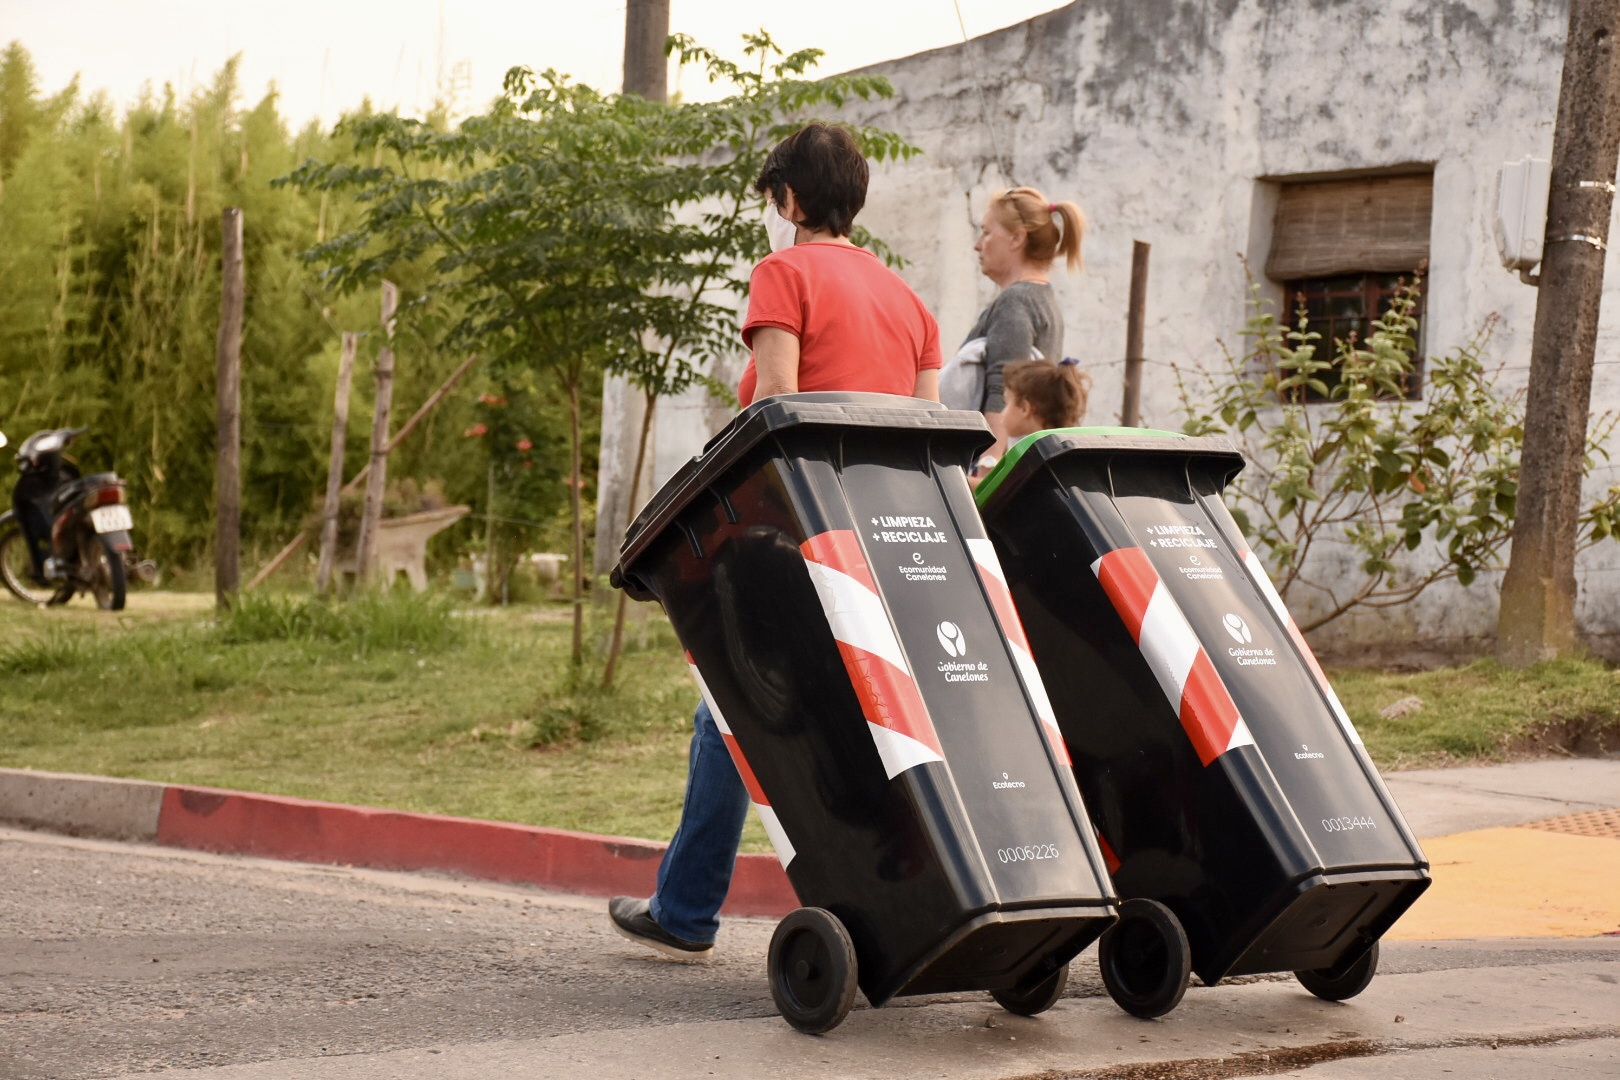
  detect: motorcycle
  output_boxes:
[0,427,155,610]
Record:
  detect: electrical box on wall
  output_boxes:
[1495,156,1551,271]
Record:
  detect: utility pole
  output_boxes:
[595,0,671,574]
[214,207,244,611]
[622,0,670,102]
[1497,0,1620,666]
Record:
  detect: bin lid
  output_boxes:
[613,392,993,598]
[974,426,1245,507]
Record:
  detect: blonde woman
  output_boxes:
[941,187,1084,467]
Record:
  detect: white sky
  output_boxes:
[2,1,1066,128]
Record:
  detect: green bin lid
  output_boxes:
[973,425,1242,506]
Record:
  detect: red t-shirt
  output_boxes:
[738,243,941,408]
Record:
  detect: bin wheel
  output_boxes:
[990,962,1069,1016]
[1295,940,1379,1002]
[768,907,859,1034]
[1098,898,1191,1019]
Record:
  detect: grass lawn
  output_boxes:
[1,588,1615,851]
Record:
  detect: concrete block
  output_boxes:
[0,767,164,841]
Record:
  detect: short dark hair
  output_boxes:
[753,123,868,237]
[1003,360,1090,429]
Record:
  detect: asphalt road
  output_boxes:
[4,824,1618,1080]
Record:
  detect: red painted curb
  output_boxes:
[154,784,796,918]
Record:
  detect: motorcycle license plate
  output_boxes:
[90,505,133,534]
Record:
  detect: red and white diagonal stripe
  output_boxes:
[686,653,796,868]
[1095,830,1122,875]
[801,530,944,780]
[966,538,1071,766]
[1092,546,1255,767]
[1236,547,1364,746]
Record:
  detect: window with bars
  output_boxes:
[1283,273,1425,401]
[1266,173,1432,402]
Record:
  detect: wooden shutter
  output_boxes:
[1267,174,1433,280]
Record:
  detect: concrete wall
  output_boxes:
[634,0,1620,661]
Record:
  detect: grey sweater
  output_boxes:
[962,281,1063,412]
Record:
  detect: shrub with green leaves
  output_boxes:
[1179,271,1620,631]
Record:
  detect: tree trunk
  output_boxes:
[483,460,497,604]
[601,390,657,687]
[1497,0,1620,666]
[569,376,586,665]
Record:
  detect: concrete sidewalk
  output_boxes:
[2,758,1617,935]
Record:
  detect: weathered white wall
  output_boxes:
[635,0,1620,660]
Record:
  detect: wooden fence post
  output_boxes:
[354,281,398,585]
[315,331,358,595]
[1120,240,1151,427]
[243,351,478,590]
[215,207,244,610]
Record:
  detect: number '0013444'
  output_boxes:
[1321,816,1377,832]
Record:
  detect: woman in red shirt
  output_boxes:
[610,123,940,960]
[740,125,941,404]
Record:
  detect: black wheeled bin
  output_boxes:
[974,428,1430,1018]
[612,393,1117,1033]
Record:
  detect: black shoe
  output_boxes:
[608,896,714,962]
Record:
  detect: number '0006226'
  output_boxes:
[1321,816,1377,832]
[997,843,1059,863]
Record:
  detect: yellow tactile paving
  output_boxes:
[1520,808,1620,840]
[1389,825,1620,940]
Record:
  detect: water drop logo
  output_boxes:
[936,620,967,657]
[1223,612,1253,644]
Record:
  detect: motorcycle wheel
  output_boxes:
[79,532,126,611]
[0,525,55,605]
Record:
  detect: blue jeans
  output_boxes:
[649,699,751,944]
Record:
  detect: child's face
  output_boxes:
[1003,391,1042,440]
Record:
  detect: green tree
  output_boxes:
[284,69,682,660]
[0,48,380,569]
[0,40,44,178]
[284,33,918,665]
[597,30,918,686]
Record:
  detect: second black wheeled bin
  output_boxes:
[974,428,1430,1018]
[612,393,1117,1033]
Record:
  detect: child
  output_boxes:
[971,359,1090,484]
[1002,357,1089,438]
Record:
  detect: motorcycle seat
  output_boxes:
[51,473,120,513]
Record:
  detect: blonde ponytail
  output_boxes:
[989,187,1086,272]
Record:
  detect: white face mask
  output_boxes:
[763,200,799,253]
